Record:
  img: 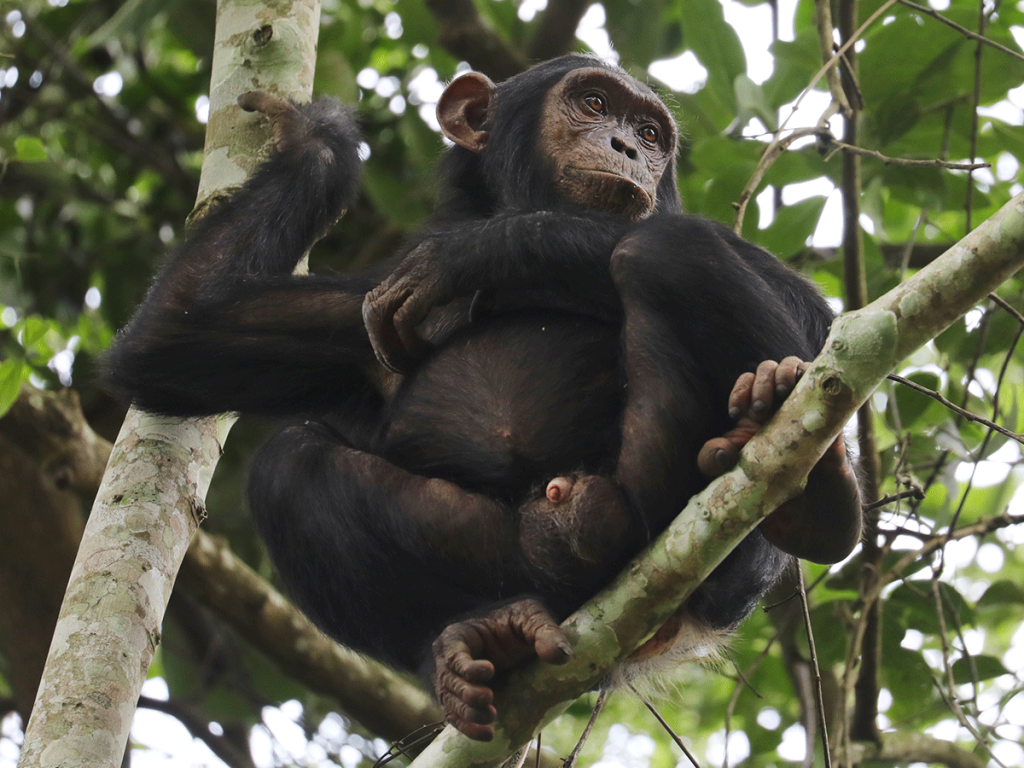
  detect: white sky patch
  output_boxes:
[721,0,774,82]
[130,678,229,768]
[648,51,708,94]
[756,706,782,729]
[195,94,210,124]
[705,729,751,767]
[357,67,380,90]
[93,71,123,97]
[776,723,807,762]
[576,4,618,64]
[995,151,1020,180]
[518,0,547,22]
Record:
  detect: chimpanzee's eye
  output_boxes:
[583,93,606,115]
[639,125,659,144]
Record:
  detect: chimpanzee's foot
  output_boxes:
[519,474,633,577]
[238,91,359,161]
[696,356,863,563]
[432,599,571,741]
[697,356,807,478]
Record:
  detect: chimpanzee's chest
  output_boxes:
[381,310,625,500]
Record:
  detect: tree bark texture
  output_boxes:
[18,2,322,766]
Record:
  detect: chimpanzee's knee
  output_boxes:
[611,214,734,299]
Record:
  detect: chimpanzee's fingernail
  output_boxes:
[752,399,769,413]
[715,449,731,471]
[728,406,741,420]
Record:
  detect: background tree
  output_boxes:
[1,1,1023,767]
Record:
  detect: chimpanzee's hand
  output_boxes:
[432,598,571,741]
[696,356,807,478]
[363,241,452,373]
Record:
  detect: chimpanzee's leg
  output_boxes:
[607,215,860,559]
[106,92,383,417]
[527,215,860,608]
[247,420,572,740]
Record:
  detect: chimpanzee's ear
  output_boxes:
[436,72,495,153]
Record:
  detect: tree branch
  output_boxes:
[845,732,985,768]
[424,0,526,81]
[18,3,324,766]
[179,532,439,740]
[2,383,438,742]
[528,0,590,61]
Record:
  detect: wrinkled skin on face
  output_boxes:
[538,67,677,221]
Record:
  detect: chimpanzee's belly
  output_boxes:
[382,311,624,499]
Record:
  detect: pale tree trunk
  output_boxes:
[408,195,1024,768]
[17,2,321,766]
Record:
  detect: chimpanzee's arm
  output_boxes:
[106,95,381,416]
[363,210,630,372]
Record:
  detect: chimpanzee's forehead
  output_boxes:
[557,67,667,110]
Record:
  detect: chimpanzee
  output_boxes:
[107,55,862,741]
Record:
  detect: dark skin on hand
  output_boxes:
[106,56,862,741]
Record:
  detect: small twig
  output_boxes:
[863,488,925,513]
[989,293,1024,326]
[630,684,702,768]
[780,0,899,135]
[825,140,990,170]
[886,373,1024,444]
[733,127,825,231]
[796,568,832,768]
[371,722,446,768]
[561,686,610,768]
[813,0,852,117]
[896,0,1024,64]
[931,579,1008,767]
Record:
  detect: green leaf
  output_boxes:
[951,654,1009,685]
[891,370,942,428]
[880,647,937,721]
[0,360,24,417]
[978,580,1024,608]
[15,136,48,162]
[757,196,826,257]
[888,581,975,635]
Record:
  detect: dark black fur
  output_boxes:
[107,57,835,677]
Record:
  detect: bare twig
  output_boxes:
[813,0,852,116]
[797,568,832,768]
[931,579,1007,767]
[732,127,824,231]
[886,373,1024,444]
[371,722,446,768]
[863,487,925,513]
[734,0,900,232]
[630,685,702,768]
[989,293,1024,325]
[965,1,988,232]
[781,0,899,134]
[825,140,990,170]
[561,687,610,768]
